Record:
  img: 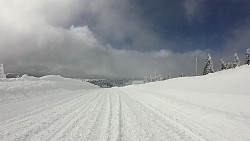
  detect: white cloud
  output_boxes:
[69,25,99,47]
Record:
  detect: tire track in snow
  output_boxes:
[57,90,107,140]
[19,91,99,141]
[105,91,113,141]
[55,90,105,140]
[101,90,121,141]
[113,89,150,141]
[121,89,203,141]
[86,91,110,140]
[0,89,101,141]
[117,93,123,141]
[121,91,163,141]
[0,89,95,126]
[43,92,104,141]
[126,89,231,141]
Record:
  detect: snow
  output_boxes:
[0,75,99,104]
[0,65,250,141]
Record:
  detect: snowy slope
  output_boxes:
[0,65,250,141]
[123,65,250,140]
[129,65,250,116]
[138,65,250,94]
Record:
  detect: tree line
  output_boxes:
[203,48,250,75]
[143,48,250,83]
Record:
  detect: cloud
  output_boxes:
[0,0,208,79]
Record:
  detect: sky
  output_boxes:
[0,0,250,79]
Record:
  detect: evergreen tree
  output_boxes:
[227,62,233,69]
[143,76,149,83]
[0,63,6,79]
[220,59,227,71]
[232,53,240,68]
[180,73,184,77]
[167,73,171,79]
[203,54,214,75]
[158,74,164,81]
[245,48,250,65]
[149,74,152,82]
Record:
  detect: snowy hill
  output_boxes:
[0,66,250,141]
[121,65,250,140]
[126,65,250,116]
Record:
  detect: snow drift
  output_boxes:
[0,75,98,104]
[134,65,250,94]
[127,65,250,116]
[120,65,250,140]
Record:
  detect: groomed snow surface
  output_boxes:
[0,66,250,141]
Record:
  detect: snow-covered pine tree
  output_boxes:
[227,62,233,69]
[158,74,164,81]
[203,54,214,75]
[220,59,227,71]
[0,63,6,79]
[245,48,250,65]
[232,53,240,68]
[143,76,149,83]
[180,73,184,77]
[167,73,171,79]
[149,74,152,82]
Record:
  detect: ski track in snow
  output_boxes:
[0,88,250,141]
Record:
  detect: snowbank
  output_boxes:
[126,65,250,116]
[0,75,99,104]
[132,65,250,95]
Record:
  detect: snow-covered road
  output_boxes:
[1,87,249,141]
